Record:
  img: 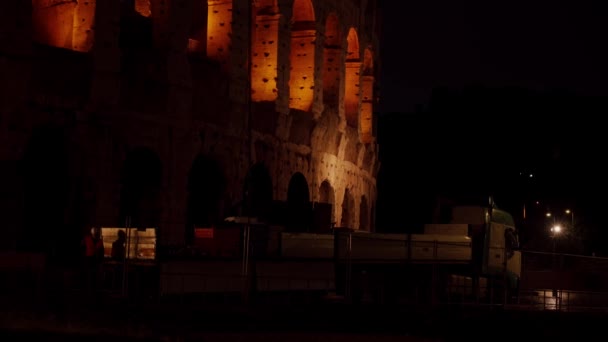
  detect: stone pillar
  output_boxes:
[91,0,122,107]
[72,0,96,52]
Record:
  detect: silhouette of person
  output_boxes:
[82,227,104,292]
[111,230,127,261]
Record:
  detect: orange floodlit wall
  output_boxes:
[72,0,96,52]
[344,28,361,128]
[207,0,233,70]
[288,0,316,112]
[32,0,77,50]
[322,13,341,105]
[135,0,152,17]
[360,48,374,143]
[251,3,280,102]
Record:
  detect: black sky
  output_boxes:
[375,0,608,252]
[379,0,608,113]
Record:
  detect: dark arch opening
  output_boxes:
[119,0,153,50]
[287,172,311,232]
[243,163,273,221]
[119,147,162,229]
[314,180,335,231]
[186,154,225,244]
[340,188,355,228]
[20,126,70,259]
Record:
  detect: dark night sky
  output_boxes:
[379,0,608,113]
[375,0,608,253]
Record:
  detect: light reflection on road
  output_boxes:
[517,289,608,312]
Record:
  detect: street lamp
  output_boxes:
[550,224,562,300]
[551,224,562,255]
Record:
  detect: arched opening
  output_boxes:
[359,195,369,231]
[340,188,355,228]
[319,180,335,207]
[344,27,361,128]
[243,163,273,221]
[251,0,280,102]
[185,154,225,244]
[20,126,70,258]
[31,0,73,49]
[314,180,335,231]
[287,172,311,232]
[288,0,316,112]
[207,0,233,70]
[360,48,374,143]
[119,147,162,229]
[187,0,208,55]
[119,0,153,51]
[323,13,341,107]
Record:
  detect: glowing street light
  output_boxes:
[546,212,551,217]
[551,225,562,234]
[565,209,574,227]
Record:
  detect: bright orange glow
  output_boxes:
[135,0,152,17]
[323,13,341,105]
[292,0,315,23]
[360,78,373,143]
[251,11,280,102]
[346,28,360,60]
[344,28,361,127]
[345,62,361,127]
[32,0,77,49]
[289,0,316,112]
[207,0,233,69]
[72,0,96,52]
[360,101,373,144]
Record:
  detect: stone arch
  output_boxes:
[187,0,209,54]
[119,147,162,229]
[340,188,355,228]
[19,125,71,257]
[206,0,233,69]
[288,0,316,112]
[346,28,360,60]
[316,180,335,230]
[185,154,225,244]
[243,163,273,221]
[359,195,369,231]
[323,12,341,107]
[319,180,335,206]
[119,0,153,50]
[31,0,74,50]
[251,0,280,102]
[292,0,315,23]
[345,27,361,128]
[286,172,311,232]
[360,48,374,143]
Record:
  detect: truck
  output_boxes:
[159,201,521,305]
[280,203,521,304]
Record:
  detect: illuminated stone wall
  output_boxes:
[0,0,381,251]
[251,5,280,102]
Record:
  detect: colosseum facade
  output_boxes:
[0,0,380,256]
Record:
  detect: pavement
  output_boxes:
[2,287,608,342]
